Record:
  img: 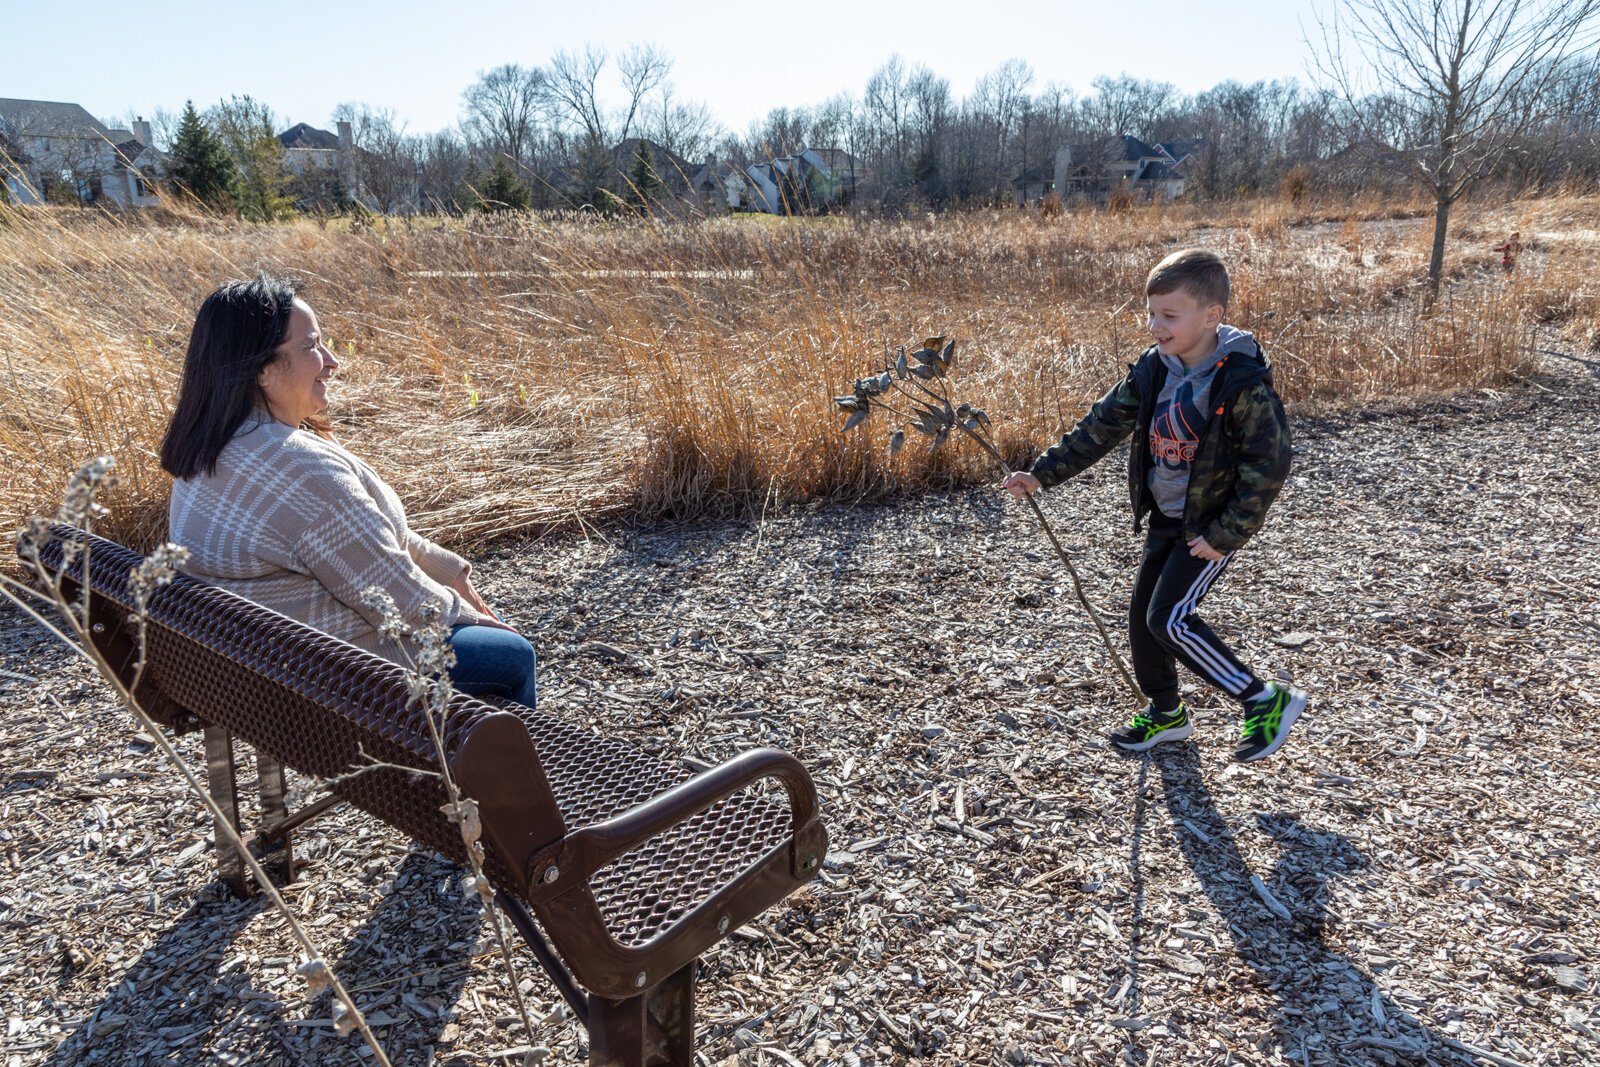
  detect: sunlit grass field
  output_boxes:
[3,189,1595,551]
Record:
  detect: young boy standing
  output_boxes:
[1002,248,1306,762]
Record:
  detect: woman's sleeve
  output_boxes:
[294,483,492,631]
[405,530,471,588]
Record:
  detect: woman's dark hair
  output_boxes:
[160,274,306,480]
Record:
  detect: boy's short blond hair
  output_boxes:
[1146,248,1230,310]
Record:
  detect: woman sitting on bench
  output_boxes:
[158,274,537,708]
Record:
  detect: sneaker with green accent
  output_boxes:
[1109,702,1193,752]
[1234,683,1308,763]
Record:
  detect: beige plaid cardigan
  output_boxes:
[168,417,490,664]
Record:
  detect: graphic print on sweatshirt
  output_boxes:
[1149,380,1207,472]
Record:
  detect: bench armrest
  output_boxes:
[527,747,823,899]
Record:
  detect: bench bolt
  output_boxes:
[542,864,560,884]
[634,971,647,988]
[717,915,729,934]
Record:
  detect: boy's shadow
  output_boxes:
[1126,746,1468,1065]
[43,846,481,1067]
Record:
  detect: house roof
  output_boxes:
[802,147,858,177]
[111,138,162,168]
[279,122,340,150]
[611,137,693,183]
[1119,135,1159,162]
[1064,136,1162,169]
[1135,161,1181,182]
[0,98,112,141]
[1155,138,1204,162]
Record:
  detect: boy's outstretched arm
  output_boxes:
[1203,382,1293,553]
[1026,371,1142,491]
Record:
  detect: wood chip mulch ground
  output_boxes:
[3,351,1598,1066]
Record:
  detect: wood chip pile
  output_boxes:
[2,355,1598,1066]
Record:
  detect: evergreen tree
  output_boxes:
[209,96,293,221]
[474,157,530,212]
[628,139,662,207]
[911,148,944,207]
[167,101,239,211]
[570,139,621,215]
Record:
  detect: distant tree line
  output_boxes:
[141,40,1600,220]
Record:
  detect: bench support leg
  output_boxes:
[203,725,249,898]
[587,961,696,1067]
[649,961,696,1066]
[255,753,295,884]
[495,891,589,1023]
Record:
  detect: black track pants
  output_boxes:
[1129,511,1262,713]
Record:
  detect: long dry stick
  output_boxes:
[959,424,1142,707]
[873,364,1144,708]
[418,679,540,1045]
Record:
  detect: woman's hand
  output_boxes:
[451,571,519,633]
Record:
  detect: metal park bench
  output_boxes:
[30,528,828,1066]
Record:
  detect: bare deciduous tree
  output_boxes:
[749,106,808,159]
[417,130,473,213]
[1313,0,1600,301]
[333,103,418,213]
[1083,73,1178,142]
[462,63,546,167]
[907,67,952,202]
[616,44,672,143]
[547,43,671,146]
[645,86,720,163]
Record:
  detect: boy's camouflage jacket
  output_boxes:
[1028,337,1292,553]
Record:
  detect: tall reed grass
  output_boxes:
[2,190,1593,551]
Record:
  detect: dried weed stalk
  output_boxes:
[353,587,545,1063]
[836,337,1142,707]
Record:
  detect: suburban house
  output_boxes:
[0,98,163,207]
[278,120,378,211]
[683,159,742,215]
[733,147,858,214]
[1010,168,1054,205]
[1054,135,1203,200]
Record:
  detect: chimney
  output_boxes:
[1053,146,1073,196]
[336,120,356,197]
[133,116,152,146]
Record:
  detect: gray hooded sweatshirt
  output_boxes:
[1147,324,1258,520]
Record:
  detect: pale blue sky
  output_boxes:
[4,0,1322,137]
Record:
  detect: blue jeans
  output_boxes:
[448,624,538,708]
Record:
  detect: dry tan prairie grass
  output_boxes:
[2,190,1593,551]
